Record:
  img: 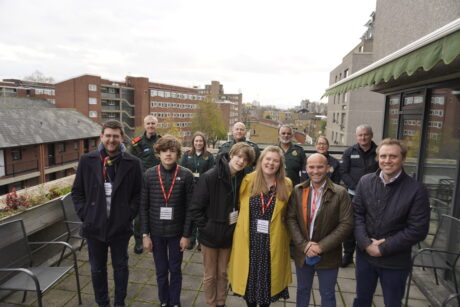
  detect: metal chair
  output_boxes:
[58,193,85,265]
[0,219,82,307]
[405,214,460,307]
[442,292,460,306]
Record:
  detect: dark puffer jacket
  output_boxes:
[340,142,379,190]
[354,169,430,269]
[189,153,245,248]
[139,163,194,238]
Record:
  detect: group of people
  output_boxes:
[72,116,430,307]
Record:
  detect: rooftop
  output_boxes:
[0,97,101,148]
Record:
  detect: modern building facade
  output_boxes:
[325,1,460,303]
[0,97,100,195]
[327,12,385,146]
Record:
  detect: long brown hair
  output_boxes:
[251,145,290,202]
[190,131,209,158]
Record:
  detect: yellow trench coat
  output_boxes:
[228,172,293,297]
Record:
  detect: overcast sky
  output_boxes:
[0,0,376,108]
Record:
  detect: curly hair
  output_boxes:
[153,134,182,159]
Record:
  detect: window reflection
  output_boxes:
[422,87,460,246]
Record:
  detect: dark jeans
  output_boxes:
[152,236,183,306]
[295,263,338,307]
[343,232,356,256]
[353,251,410,307]
[86,236,130,306]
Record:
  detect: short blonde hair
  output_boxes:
[376,138,407,159]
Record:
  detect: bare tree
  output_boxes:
[23,70,55,83]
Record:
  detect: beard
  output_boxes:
[279,138,291,144]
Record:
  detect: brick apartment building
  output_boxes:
[0,79,56,104]
[55,75,209,140]
[197,80,242,132]
[0,97,100,195]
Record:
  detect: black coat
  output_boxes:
[353,170,430,269]
[325,153,341,184]
[139,164,194,238]
[189,153,245,248]
[71,150,143,242]
[340,142,379,190]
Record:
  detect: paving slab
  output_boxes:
[0,240,433,307]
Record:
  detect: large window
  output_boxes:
[384,82,460,253]
[422,87,460,225]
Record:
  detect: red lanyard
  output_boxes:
[158,165,179,206]
[100,155,110,181]
[260,181,277,215]
[310,187,319,223]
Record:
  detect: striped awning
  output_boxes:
[323,18,460,97]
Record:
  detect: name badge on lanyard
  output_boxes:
[160,207,174,220]
[157,165,179,220]
[104,182,112,197]
[257,219,269,234]
[229,210,239,225]
[257,183,276,234]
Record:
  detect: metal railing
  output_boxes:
[4,160,39,176]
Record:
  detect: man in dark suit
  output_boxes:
[72,120,143,307]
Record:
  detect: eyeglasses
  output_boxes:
[103,134,121,139]
[316,143,328,146]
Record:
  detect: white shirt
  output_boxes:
[309,181,327,239]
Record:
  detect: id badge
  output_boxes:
[257,219,269,234]
[229,210,239,225]
[193,172,200,178]
[160,207,174,220]
[104,182,112,197]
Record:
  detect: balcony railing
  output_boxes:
[4,160,39,176]
[49,151,80,166]
[101,93,119,99]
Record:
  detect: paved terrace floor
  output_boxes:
[0,238,432,307]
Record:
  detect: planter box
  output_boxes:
[0,198,63,236]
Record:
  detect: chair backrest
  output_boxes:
[431,215,460,265]
[0,219,33,284]
[61,193,80,223]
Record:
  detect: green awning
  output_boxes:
[323,29,460,97]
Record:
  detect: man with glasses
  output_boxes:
[278,125,306,185]
[72,120,143,307]
[339,124,379,267]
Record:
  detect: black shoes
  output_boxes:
[341,254,354,267]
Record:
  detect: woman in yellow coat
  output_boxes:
[228,145,293,307]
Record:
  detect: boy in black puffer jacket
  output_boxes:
[139,135,194,307]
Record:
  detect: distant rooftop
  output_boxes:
[0,97,101,148]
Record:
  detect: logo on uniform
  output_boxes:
[292,151,298,156]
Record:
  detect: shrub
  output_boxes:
[4,188,29,211]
